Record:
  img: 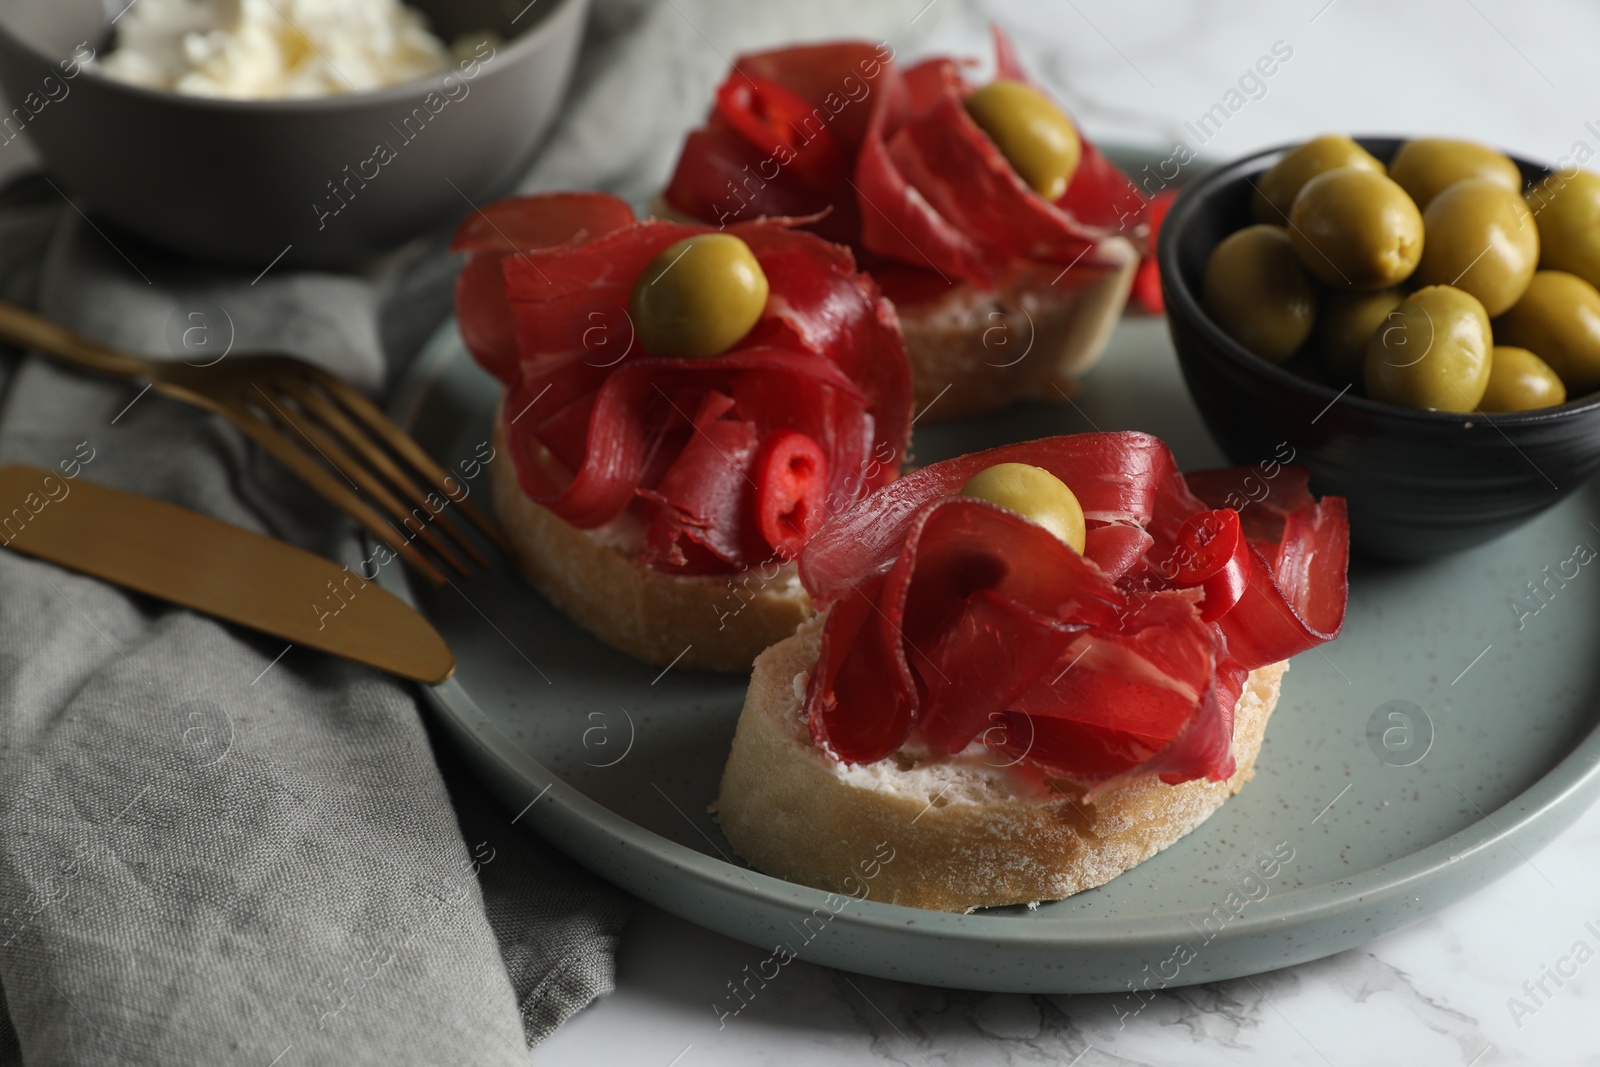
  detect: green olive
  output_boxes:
[1203,225,1318,363]
[1480,345,1567,412]
[1527,169,1600,290]
[1289,168,1424,290]
[1388,138,1523,209]
[1364,285,1492,411]
[959,462,1086,553]
[964,80,1081,201]
[629,233,769,358]
[1317,288,1404,385]
[1493,270,1600,395]
[1413,179,1538,317]
[1251,135,1385,224]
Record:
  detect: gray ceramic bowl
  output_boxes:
[0,0,589,268]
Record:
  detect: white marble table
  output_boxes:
[539,1,1600,1062]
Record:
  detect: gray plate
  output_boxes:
[383,312,1600,994]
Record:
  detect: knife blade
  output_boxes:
[0,464,454,684]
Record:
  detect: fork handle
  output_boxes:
[0,299,149,379]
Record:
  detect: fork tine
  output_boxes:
[248,383,473,580]
[279,377,489,569]
[306,366,511,554]
[225,403,448,586]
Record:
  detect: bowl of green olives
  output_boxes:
[1160,135,1600,561]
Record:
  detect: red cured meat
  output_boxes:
[452,194,912,576]
[862,51,1128,289]
[799,434,1348,787]
[451,193,637,385]
[803,432,1184,604]
[662,41,894,246]
[662,30,1154,303]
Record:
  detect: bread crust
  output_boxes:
[647,194,1137,422]
[489,398,813,673]
[716,616,1288,912]
[895,244,1138,422]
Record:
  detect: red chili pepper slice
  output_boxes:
[1169,508,1251,622]
[714,71,843,189]
[755,430,829,559]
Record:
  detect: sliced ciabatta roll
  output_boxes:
[718,616,1287,911]
[489,401,812,673]
[657,31,1157,421]
[714,433,1350,911]
[889,248,1138,420]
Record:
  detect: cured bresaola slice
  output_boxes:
[800,433,1349,788]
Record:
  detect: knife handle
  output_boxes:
[0,300,149,379]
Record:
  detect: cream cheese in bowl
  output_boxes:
[96,0,489,99]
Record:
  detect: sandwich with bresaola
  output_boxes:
[716,432,1349,911]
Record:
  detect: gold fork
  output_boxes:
[0,300,507,585]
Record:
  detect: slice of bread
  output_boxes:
[895,243,1138,422]
[489,398,813,673]
[716,615,1288,912]
[647,195,1137,422]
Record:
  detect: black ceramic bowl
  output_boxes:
[1160,136,1600,561]
[0,0,588,269]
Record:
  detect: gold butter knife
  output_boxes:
[0,464,454,684]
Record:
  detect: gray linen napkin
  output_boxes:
[0,168,634,1065]
[0,0,941,1062]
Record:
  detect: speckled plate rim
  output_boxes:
[423,643,1600,948]
[381,315,1600,974]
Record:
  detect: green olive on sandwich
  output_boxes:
[964,80,1082,201]
[629,233,769,358]
[959,462,1086,553]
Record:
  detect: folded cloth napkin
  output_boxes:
[0,0,939,1062]
[0,168,635,1064]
